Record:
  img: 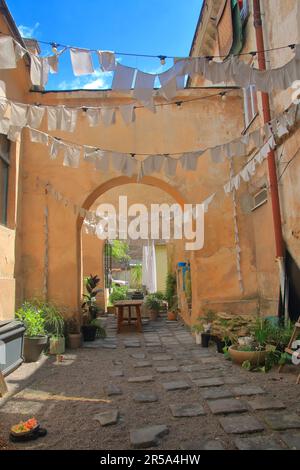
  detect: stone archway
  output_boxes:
[76,176,187,310]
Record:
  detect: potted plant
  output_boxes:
[191,321,204,345]
[197,309,216,347]
[44,303,65,355]
[228,317,270,366]
[145,293,163,321]
[166,273,177,320]
[81,275,102,342]
[16,301,48,363]
[66,317,82,349]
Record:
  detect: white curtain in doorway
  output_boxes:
[142,241,157,294]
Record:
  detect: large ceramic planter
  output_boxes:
[81,325,97,342]
[228,345,268,366]
[49,337,65,355]
[195,332,202,345]
[68,333,82,349]
[23,336,48,363]
[201,333,210,348]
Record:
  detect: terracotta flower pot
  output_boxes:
[23,336,48,363]
[167,311,177,321]
[228,345,267,366]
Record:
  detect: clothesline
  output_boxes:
[1,34,299,100]
[4,30,295,60]
[24,102,297,166]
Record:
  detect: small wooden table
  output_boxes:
[114,300,143,334]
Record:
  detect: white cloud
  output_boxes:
[18,22,40,38]
[57,70,113,91]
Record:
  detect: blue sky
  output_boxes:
[7,0,203,90]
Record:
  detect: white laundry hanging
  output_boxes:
[0,36,16,69]
[97,51,116,71]
[70,48,94,76]
[119,104,135,125]
[112,64,136,90]
[27,106,45,128]
[142,241,157,294]
[63,145,81,168]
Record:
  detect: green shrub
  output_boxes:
[109,285,129,304]
[16,301,46,337]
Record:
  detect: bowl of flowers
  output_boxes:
[9,417,48,442]
[10,418,39,437]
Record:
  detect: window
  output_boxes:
[0,134,10,226]
[243,85,258,128]
[251,188,268,211]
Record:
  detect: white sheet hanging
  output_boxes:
[86,108,101,127]
[142,155,164,175]
[164,156,178,177]
[119,104,135,125]
[70,48,94,76]
[30,55,50,87]
[30,128,49,145]
[112,64,136,90]
[97,51,116,71]
[10,103,28,127]
[49,139,62,159]
[27,106,45,128]
[133,70,156,105]
[0,36,16,69]
[112,153,136,177]
[180,152,200,171]
[101,107,115,126]
[63,145,81,168]
[48,55,59,74]
[142,241,157,294]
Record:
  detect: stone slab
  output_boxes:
[219,414,264,434]
[262,412,300,431]
[130,425,169,449]
[105,384,122,396]
[207,398,248,415]
[134,361,153,368]
[234,435,283,450]
[109,370,124,377]
[162,380,191,391]
[94,410,119,426]
[128,376,154,383]
[201,387,234,400]
[193,378,224,388]
[248,397,286,411]
[152,354,173,361]
[280,431,300,450]
[233,385,266,396]
[156,366,179,374]
[169,404,206,417]
[124,342,141,348]
[223,376,246,385]
[131,353,146,359]
[133,392,159,403]
[180,440,225,451]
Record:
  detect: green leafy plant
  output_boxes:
[145,293,164,313]
[82,275,102,323]
[16,301,46,337]
[109,285,129,304]
[130,264,142,288]
[111,240,130,263]
[165,272,177,309]
[90,319,107,339]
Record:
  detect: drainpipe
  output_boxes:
[252,0,286,319]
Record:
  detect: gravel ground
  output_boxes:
[0,316,299,450]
